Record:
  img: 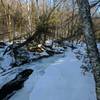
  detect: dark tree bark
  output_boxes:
[76,0,100,99]
[76,0,100,69]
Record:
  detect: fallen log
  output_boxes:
[0,69,33,100]
[3,32,38,55]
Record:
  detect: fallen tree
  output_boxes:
[0,69,33,100]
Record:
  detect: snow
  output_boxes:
[45,39,53,47]
[0,41,97,100]
[0,73,17,89]
[29,50,96,100]
[1,53,13,70]
[97,43,100,52]
[52,46,65,53]
[9,53,64,100]
[39,51,49,57]
[0,47,13,71]
[9,47,97,100]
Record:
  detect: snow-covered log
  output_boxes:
[0,69,33,100]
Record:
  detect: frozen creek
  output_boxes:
[9,48,97,100]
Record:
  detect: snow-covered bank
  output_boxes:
[9,48,97,100]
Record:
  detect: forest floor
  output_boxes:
[8,45,97,100]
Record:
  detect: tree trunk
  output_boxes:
[76,0,100,99]
[76,0,100,69]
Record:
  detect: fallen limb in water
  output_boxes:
[0,69,33,100]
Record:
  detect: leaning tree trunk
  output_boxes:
[76,0,100,99]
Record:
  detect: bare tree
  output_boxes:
[76,0,100,99]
